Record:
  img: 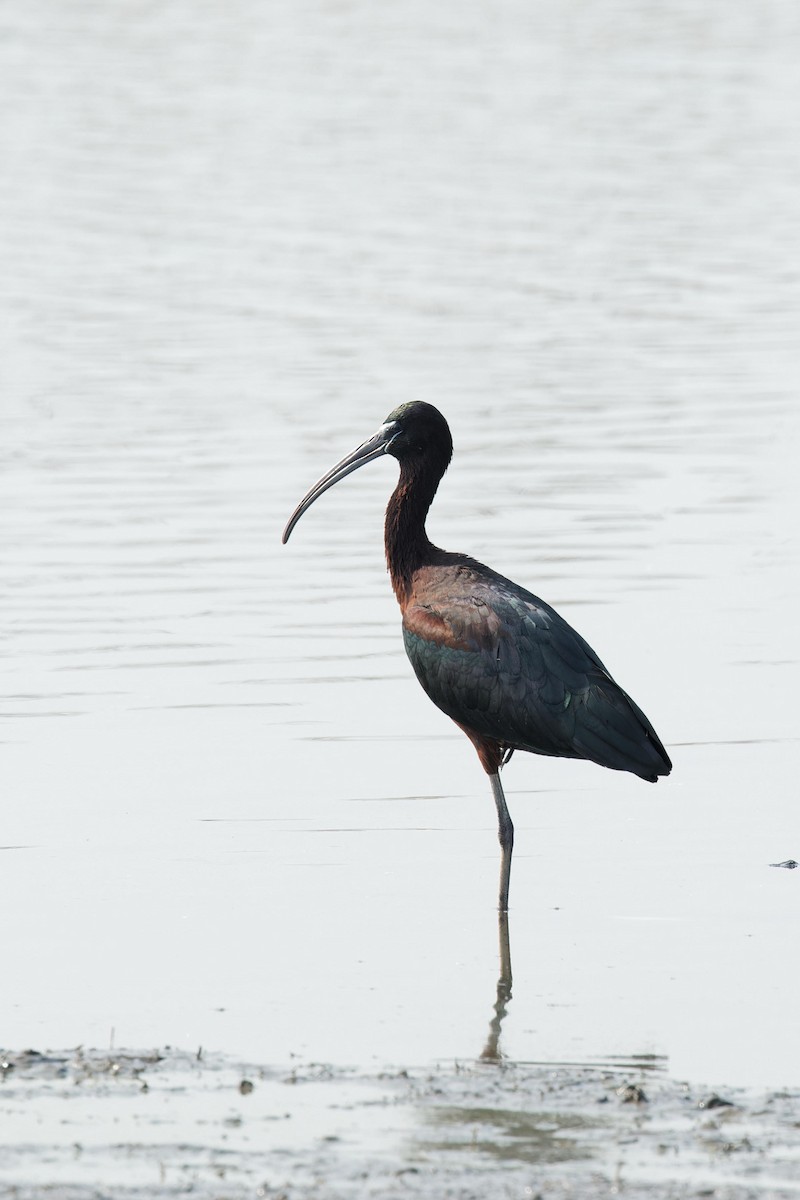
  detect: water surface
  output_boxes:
[2,0,800,1093]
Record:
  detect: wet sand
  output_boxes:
[1,1046,798,1198]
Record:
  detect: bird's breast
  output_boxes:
[401,588,505,658]
[402,603,474,652]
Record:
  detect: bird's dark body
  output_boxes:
[282,401,671,910]
[401,554,669,782]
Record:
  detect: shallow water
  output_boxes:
[2,0,800,1111]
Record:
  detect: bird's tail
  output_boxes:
[574,679,672,783]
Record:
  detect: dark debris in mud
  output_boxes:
[0,1046,798,1199]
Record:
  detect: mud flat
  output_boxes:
[0,1047,798,1198]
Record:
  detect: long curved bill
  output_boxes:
[282,421,399,543]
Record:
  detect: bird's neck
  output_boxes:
[384,464,440,605]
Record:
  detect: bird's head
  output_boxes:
[381,401,453,466]
[282,401,452,543]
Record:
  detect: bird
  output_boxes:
[282,402,671,911]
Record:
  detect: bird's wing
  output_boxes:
[402,564,669,778]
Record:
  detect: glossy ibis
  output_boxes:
[282,402,671,911]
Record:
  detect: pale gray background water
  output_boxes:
[2,0,799,1091]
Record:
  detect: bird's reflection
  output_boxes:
[480,909,513,1062]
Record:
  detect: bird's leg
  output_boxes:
[455,727,514,910]
[490,772,514,913]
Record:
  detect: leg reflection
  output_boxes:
[480,908,513,1062]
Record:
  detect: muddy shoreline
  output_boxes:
[1,1047,798,1198]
